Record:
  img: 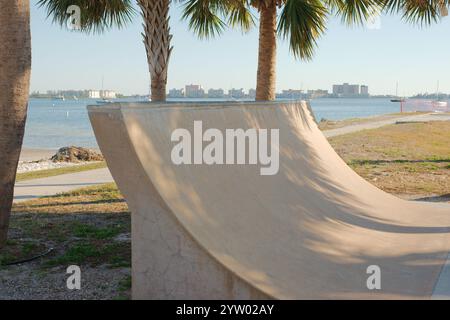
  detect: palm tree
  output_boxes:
[0,0,32,249]
[182,0,386,101]
[138,0,173,101]
[38,0,173,102]
[0,1,134,250]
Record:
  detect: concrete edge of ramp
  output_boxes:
[88,107,270,299]
[88,101,450,299]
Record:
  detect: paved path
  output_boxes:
[324,112,450,138]
[14,168,113,203]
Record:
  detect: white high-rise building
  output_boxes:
[185,84,205,98]
[88,90,101,99]
[169,88,185,98]
[333,83,360,97]
[101,90,116,99]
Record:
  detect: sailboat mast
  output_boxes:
[101,76,104,99]
[436,80,439,101]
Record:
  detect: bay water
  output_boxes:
[24,97,401,150]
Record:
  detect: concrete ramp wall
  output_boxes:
[88,101,450,299]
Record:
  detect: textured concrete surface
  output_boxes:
[13,168,113,203]
[89,101,450,299]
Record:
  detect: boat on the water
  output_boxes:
[432,100,448,108]
[96,99,113,105]
[390,98,405,103]
[391,82,405,103]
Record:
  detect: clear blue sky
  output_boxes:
[30,1,450,96]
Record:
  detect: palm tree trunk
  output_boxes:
[256,1,277,101]
[138,0,173,102]
[0,0,32,249]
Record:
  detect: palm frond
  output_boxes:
[226,0,255,32]
[278,0,327,60]
[326,0,384,25]
[37,0,136,34]
[382,0,447,25]
[181,0,228,38]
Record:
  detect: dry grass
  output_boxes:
[329,121,450,198]
[16,161,107,182]
[12,182,127,216]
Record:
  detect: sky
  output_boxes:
[30,1,450,96]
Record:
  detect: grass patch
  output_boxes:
[5,184,130,298]
[73,223,123,240]
[16,161,107,182]
[8,183,130,269]
[59,182,122,201]
[0,240,47,266]
[45,242,129,267]
[114,275,132,300]
[329,121,450,196]
[12,183,126,216]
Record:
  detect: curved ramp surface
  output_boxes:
[88,101,450,299]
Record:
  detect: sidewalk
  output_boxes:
[323,112,450,138]
[14,168,113,203]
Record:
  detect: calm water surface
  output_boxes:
[24,97,401,149]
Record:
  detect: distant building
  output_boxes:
[185,84,205,98]
[248,89,256,98]
[88,90,101,99]
[208,88,225,98]
[169,88,185,98]
[55,90,86,98]
[229,88,245,99]
[279,89,304,100]
[360,85,369,96]
[100,90,116,99]
[333,83,360,97]
[307,89,328,99]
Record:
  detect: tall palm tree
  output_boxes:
[0,1,134,250]
[182,0,385,101]
[0,0,32,249]
[138,0,173,101]
[38,0,173,101]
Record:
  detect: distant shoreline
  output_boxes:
[20,147,101,162]
[20,148,56,162]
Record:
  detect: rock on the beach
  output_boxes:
[51,146,104,162]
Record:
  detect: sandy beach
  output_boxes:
[20,147,102,161]
[19,148,56,162]
[18,147,103,173]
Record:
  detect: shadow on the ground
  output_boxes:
[413,194,450,203]
[350,159,450,165]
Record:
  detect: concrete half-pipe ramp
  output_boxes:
[88,101,450,299]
